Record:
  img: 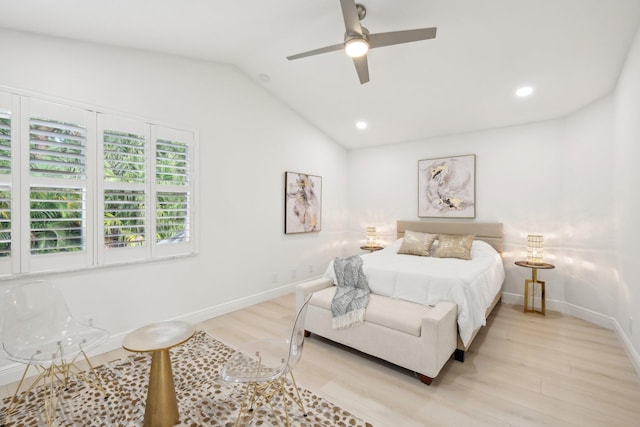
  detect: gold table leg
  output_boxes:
[524,267,546,315]
[144,349,179,427]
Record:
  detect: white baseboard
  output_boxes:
[501,292,640,376]
[0,282,301,387]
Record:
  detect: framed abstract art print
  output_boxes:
[285,171,322,234]
[418,154,476,218]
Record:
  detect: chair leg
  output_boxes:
[2,350,106,427]
[232,372,306,427]
[75,348,107,396]
[2,363,62,427]
[285,370,306,417]
[234,383,251,427]
[2,362,39,424]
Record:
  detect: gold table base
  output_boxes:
[122,321,195,427]
[515,261,555,317]
[524,278,546,315]
[145,349,179,427]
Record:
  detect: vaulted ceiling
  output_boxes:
[1,0,639,149]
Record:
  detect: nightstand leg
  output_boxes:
[524,278,546,315]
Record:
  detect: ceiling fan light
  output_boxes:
[345,38,369,57]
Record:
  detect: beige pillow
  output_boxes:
[397,230,438,256]
[432,234,475,260]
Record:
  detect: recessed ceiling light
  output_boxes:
[356,121,368,129]
[515,86,534,97]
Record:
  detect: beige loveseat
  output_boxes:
[296,277,458,385]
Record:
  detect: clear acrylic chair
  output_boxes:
[221,297,310,427]
[0,281,109,426]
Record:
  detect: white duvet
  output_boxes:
[324,239,505,346]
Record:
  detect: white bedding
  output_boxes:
[324,239,505,346]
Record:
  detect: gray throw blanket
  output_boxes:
[331,255,370,329]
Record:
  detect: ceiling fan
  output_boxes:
[286,0,437,84]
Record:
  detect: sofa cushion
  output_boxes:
[309,287,437,337]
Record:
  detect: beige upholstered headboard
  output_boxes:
[397,220,503,253]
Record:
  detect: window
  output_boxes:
[0,90,197,277]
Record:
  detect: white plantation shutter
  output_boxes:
[29,116,86,252]
[30,187,84,254]
[103,190,146,248]
[103,129,146,184]
[0,110,10,176]
[29,118,86,179]
[0,91,196,276]
[0,101,12,265]
[22,98,95,273]
[156,191,189,241]
[153,127,194,257]
[98,115,150,264]
[156,138,189,186]
[0,91,18,276]
[0,186,11,258]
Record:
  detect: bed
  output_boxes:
[296,221,505,384]
[395,220,505,352]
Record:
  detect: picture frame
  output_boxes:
[285,171,322,234]
[418,154,476,218]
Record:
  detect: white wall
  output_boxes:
[614,26,640,362]
[0,29,349,381]
[347,100,620,324]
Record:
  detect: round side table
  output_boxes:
[360,245,384,253]
[515,261,555,315]
[123,321,195,427]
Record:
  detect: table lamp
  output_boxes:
[527,234,543,264]
[366,226,377,248]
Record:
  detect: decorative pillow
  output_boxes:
[432,234,475,260]
[397,230,438,256]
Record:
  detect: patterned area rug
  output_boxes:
[1,331,372,426]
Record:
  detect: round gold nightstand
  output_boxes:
[360,245,384,253]
[515,261,555,315]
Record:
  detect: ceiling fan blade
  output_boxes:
[286,43,345,60]
[353,55,369,84]
[369,27,437,49]
[340,0,363,35]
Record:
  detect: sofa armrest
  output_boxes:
[421,301,458,369]
[295,277,334,311]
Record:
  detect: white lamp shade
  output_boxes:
[366,226,376,246]
[527,234,544,264]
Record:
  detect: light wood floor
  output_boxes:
[3,293,640,426]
